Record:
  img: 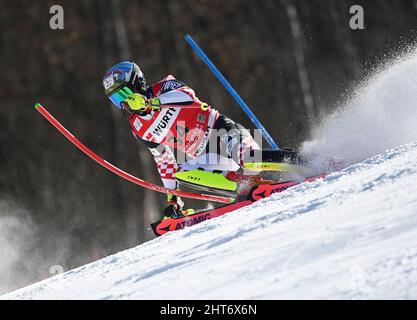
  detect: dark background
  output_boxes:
[1,0,416,292]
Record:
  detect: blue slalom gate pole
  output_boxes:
[185,34,279,150]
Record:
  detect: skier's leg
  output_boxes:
[213,115,261,166]
[175,116,262,194]
[178,115,260,172]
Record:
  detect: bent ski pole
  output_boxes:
[34,103,234,204]
[185,34,279,150]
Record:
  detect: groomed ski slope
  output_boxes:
[3,142,417,299]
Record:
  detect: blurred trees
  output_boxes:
[1,0,416,291]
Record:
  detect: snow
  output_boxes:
[3,141,417,299]
[301,50,417,170]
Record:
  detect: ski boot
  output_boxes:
[225,170,275,197]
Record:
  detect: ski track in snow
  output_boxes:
[3,142,417,299]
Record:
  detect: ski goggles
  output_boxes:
[108,86,133,110]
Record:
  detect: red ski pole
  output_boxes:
[34,103,234,204]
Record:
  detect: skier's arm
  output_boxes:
[157,86,208,109]
[157,88,194,106]
[125,82,207,112]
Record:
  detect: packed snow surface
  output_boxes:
[3,142,417,299]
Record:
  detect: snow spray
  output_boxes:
[301,48,417,170]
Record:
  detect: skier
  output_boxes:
[103,61,261,218]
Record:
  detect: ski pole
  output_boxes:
[34,103,235,204]
[184,34,279,150]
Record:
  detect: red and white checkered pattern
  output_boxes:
[157,162,177,178]
[153,147,178,188]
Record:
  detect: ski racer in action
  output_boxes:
[103,61,266,218]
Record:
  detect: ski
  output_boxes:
[246,174,327,202]
[150,200,253,236]
[150,174,327,236]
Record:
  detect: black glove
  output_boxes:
[164,193,184,218]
